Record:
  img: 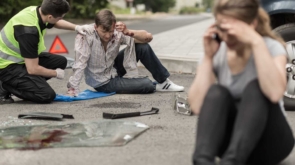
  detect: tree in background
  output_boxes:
[67,0,109,19]
[202,0,214,11]
[134,0,176,13]
[0,0,109,23]
[0,0,42,22]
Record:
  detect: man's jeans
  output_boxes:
[95,43,170,94]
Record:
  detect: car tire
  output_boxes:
[283,96,295,111]
[274,23,295,111]
[274,23,295,42]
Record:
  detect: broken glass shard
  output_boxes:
[0,120,149,150]
[174,94,192,116]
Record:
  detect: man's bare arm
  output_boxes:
[24,58,57,77]
[54,20,92,35]
[128,30,153,43]
[54,20,76,30]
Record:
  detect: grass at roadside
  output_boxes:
[107,5,146,15]
[179,7,204,15]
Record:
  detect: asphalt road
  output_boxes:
[0,14,294,165]
[1,67,294,165]
[123,15,210,35]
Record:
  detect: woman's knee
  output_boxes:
[242,79,266,100]
[205,84,231,101]
[243,79,261,94]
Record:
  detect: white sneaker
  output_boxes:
[156,79,184,92]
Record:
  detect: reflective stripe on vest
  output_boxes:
[0,30,21,54]
[0,49,23,63]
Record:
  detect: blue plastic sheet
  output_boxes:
[54,89,115,102]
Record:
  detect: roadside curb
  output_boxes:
[147,17,214,73]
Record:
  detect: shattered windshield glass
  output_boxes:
[0,120,149,150]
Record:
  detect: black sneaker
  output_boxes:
[0,81,14,104]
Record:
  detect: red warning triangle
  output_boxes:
[49,36,69,54]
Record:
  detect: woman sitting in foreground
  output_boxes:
[188,0,295,164]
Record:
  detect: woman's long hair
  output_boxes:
[213,0,285,45]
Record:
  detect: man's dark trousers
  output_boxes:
[0,52,67,103]
[95,43,170,94]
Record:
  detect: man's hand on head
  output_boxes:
[115,22,134,37]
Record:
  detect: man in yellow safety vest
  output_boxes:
[0,0,90,104]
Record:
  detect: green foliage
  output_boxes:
[0,0,42,22]
[179,7,203,15]
[0,0,109,23]
[202,0,214,10]
[107,4,145,15]
[135,0,176,13]
[66,0,109,19]
[195,3,200,8]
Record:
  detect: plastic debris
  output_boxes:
[174,94,192,116]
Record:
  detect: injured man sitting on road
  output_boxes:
[66,9,184,96]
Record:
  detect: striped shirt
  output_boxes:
[67,24,138,91]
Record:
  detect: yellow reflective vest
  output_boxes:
[0,6,46,69]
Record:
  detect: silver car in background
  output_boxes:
[262,0,295,110]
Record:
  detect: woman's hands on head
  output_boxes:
[217,18,263,47]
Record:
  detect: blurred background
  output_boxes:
[0,0,214,24]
